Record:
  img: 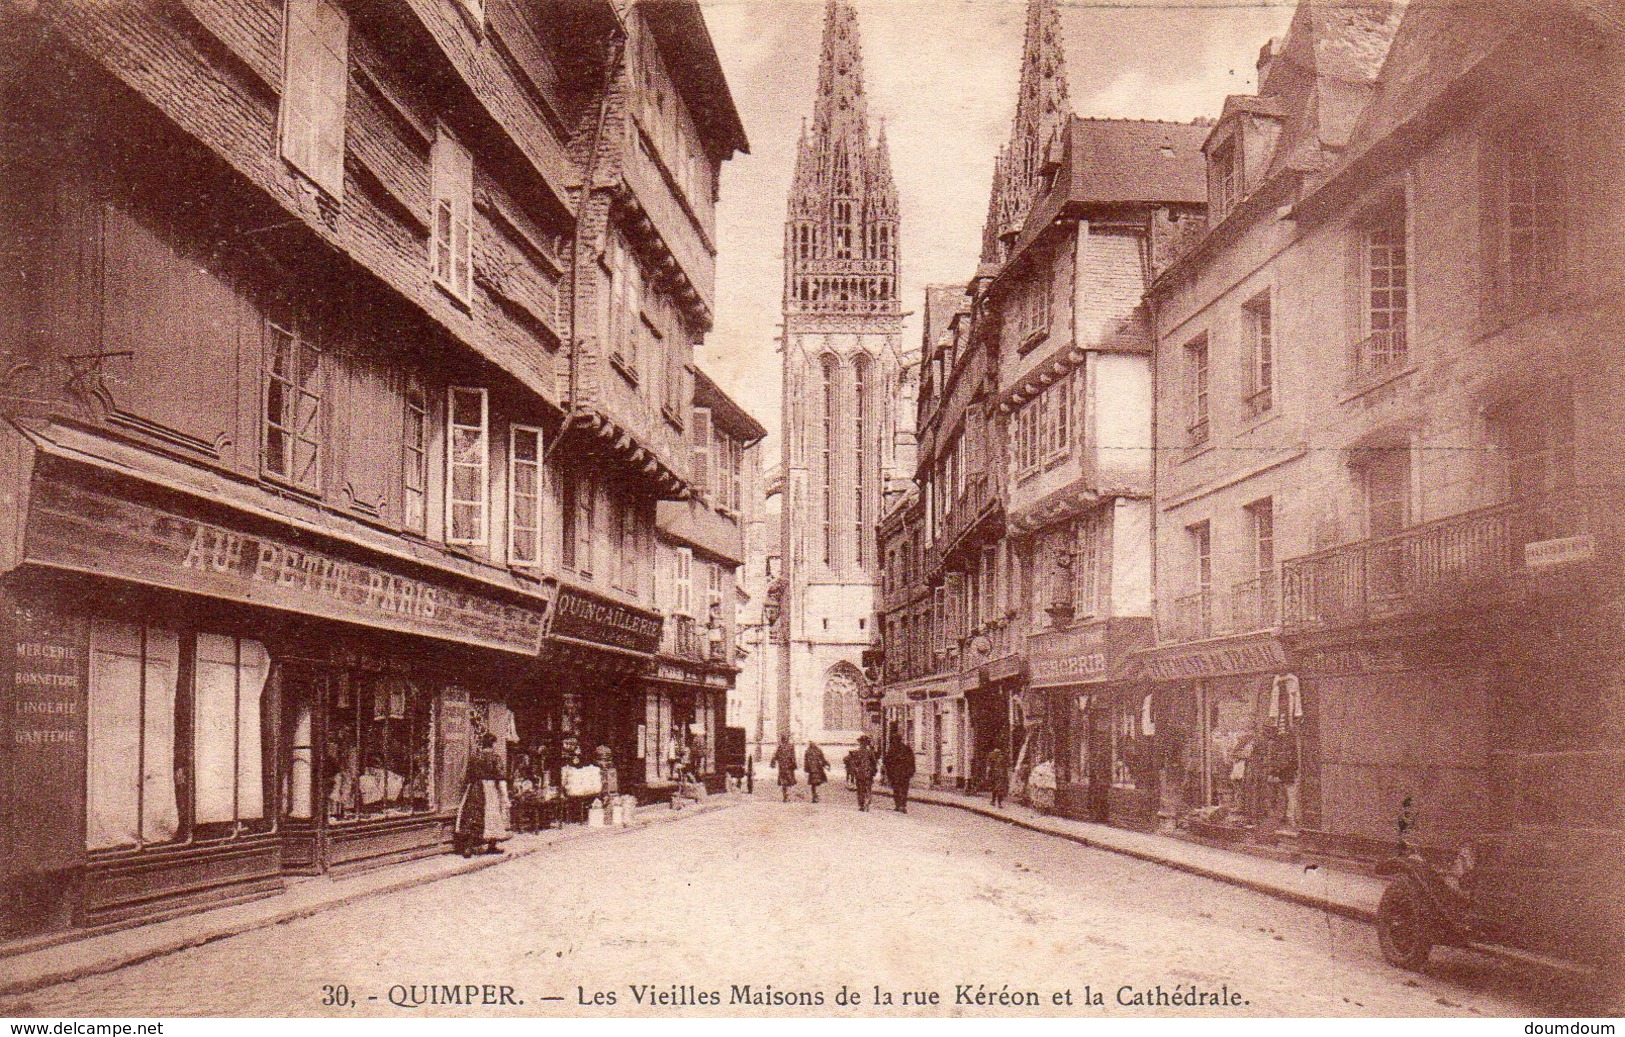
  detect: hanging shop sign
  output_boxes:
[1141,634,1288,681]
[546,584,663,656]
[24,476,545,655]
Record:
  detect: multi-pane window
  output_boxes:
[1074,511,1103,619]
[673,546,694,617]
[1243,292,1273,418]
[1190,520,1213,597]
[1243,497,1276,630]
[263,321,323,491]
[1210,137,1240,219]
[1498,130,1565,313]
[1360,207,1408,375]
[1010,260,1052,348]
[1011,374,1071,474]
[324,672,433,822]
[1185,334,1210,445]
[1362,447,1411,540]
[430,127,473,303]
[445,386,488,546]
[280,0,348,198]
[401,375,428,534]
[508,426,544,567]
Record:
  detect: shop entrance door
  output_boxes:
[1086,708,1111,822]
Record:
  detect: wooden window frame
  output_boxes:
[262,319,324,494]
[279,0,349,199]
[430,126,474,305]
[401,374,429,534]
[508,424,544,568]
[445,386,489,547]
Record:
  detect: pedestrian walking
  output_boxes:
[883,735,916,813]
[804,742,829,803]
[987,746,1009,809]
[849,735,877,811]
[772,737,798,802]
[455,732,512,857]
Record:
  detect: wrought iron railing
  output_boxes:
[1281,489,1621,633]
[1228,575,1280,633]
[1351,327,1408,383]
[1169,589,1212,643]
[661,614,705,662]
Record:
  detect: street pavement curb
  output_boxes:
[0,796,739,1000]
[910,790,1380,925]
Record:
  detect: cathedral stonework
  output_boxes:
[777,0,908,753]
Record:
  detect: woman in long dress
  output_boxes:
[772,737,798,803]
[456,732,512,857]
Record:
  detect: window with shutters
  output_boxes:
[691,406,712,503]
[280,0,348,199]
[509,425,543,567]
[401,374,428,534]
[445,387,488,545]
[674,547,694,617]
[663,346,688,427]
[263,320,324,493]
[430,127,474,304]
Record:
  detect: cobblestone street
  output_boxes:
[0,790,1594,1018]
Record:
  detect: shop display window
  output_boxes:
[193,634,273,835]
[326,673,435,821]
[87,621,182,850]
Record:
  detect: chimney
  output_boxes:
[1256,38,1276,93]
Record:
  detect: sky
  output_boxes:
[694,0,1299,454]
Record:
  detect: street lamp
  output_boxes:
[754,601,780,762]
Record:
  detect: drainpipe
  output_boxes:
[545,13,627,470]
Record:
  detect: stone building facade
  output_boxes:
[776,0,913,757]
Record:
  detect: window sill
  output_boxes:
[432,275,474,312]
[610,353,640,388]
[1016,328,1051,357]
[1237,408,1280,437]
[662,404,686,432]
[259,473,325,504]
[1177,440,1215,465]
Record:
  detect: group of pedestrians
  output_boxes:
[770,734,916,813]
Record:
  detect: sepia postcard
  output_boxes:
[0,0,1620,1023]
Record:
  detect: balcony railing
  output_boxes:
[1162,576,1283,645]
[1351,327,1408,384]
[1229,575,1280,634]
[1169,589,1212,643]
[1282,489,1622,633]
[661,615,706,663]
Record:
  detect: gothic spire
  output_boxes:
[981,0,1072,265]
[811,0,870,155]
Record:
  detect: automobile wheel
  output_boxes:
[1377,880,1434,970]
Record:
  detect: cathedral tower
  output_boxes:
[777,0,907,751]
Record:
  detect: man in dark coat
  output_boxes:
[849,735,878,811]
[803,742,829,803]
[986,746,1009,809]
[772,737,798,802]
[883,736,916,813]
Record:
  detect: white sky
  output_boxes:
[695,0,1299,454]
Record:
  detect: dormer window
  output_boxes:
[1210,136,1242,220]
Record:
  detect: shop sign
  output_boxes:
[26,478,545,656]
[1028,622,1109,688]
[1143,638,1288,681]
[1030,651,1108,686]
[1297,645,1408,675]
[704,672,731,689]
[546,585,663,655]
[2,600,88,874]
[1525,535,1596,571]
[654,661,703,685]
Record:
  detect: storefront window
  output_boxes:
[193,634,272,833]
[87,621,181,850]
[326,673,435,821]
